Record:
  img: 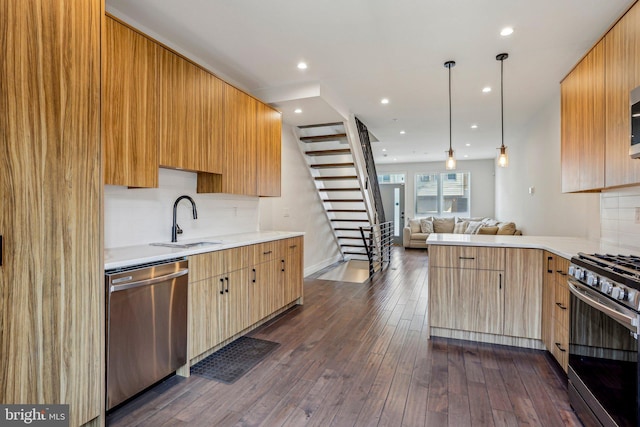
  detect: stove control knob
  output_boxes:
[574,268,584,280]
[601,279,613,294]
[612,287,628,300]
[587,273,598,286]
[568,266,575,276]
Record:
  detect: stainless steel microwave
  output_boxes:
[631,86,640,158]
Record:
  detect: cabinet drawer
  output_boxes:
[189,250,226,282]
[554,282,570,329]
[251,241,277,264]
[429,245,504,270]
[551,319,569,372]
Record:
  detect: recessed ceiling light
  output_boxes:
[464,154,469,158]
[500,27,514,37]
[471,124,478,129]
[393,158,397,161]
[294,108,302,114]
[382,148,387,152]
[297,61,307,70]
[482,86,492,93]
[465,143,471,147]
[380,98,390,104]
[400,130,406,135]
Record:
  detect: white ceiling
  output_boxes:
[107,0,633,165]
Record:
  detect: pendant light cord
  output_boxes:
[449,64,452,151]
[500,57,504,149]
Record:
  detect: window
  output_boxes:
[377,173,405,184]
[415,172,470,217]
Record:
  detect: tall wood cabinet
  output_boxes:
[257,102,283,197]
[1,0,102,425]
[604,2,640,187]
[103,17,159,188]
[159,47,224,174]
[561,41,605,193]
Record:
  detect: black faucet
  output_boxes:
[171,195,198,242]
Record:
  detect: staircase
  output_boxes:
[296,121,372,261]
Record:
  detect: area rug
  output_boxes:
[190,336,280,384]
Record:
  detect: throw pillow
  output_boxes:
[419,219,434,233]
[482,218,499,226]
[457,216,485,222]
[453,221,469,234]
[477,226,499,235]
[433,217,455,233]
[497,222,517,235]
[408,219,421,233]
[464,221,483,234]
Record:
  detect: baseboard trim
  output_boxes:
[430,327,545,350]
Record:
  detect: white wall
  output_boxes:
[495,93,600,237]
[376,159,496,223]
[601,186,640,251]
[259,124,342,275]
[104,169,259,248]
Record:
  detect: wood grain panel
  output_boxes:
[189,275,223,357]
[188,251,225,283]
[541,252,555,351]
[282,237,303,305]
[553,281,569,330]
[159,48,224,173]
[461,270,504,335]
[605,2,640,187]
[551,320,569,372]
[0,0,102,424]
[103,17,159,188]
[257,103,282,197]
[428,245,504,270]
[561,41,605,192]
[503,249,543,339]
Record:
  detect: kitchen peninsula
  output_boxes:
[426,233,631,370]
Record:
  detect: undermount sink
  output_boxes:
[150,241,223,249]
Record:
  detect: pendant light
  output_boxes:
[444,60,456,170]
[496,53,509,167]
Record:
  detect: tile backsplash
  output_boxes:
[601,185,640,251]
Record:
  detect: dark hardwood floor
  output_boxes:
[107,249,581,426]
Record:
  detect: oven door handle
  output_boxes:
[568,279,639,333]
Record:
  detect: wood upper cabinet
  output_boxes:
[103,17,159,188]
[604,2,640,187]
[159,47,224,174]
[257,102,282,197]
[504,248,543,339]
[561,41,606,192]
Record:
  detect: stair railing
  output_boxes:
[359,221,393,277]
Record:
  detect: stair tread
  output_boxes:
[327,209,367,212]
[300,133,347,142]
[330,219,370,222]
[315,176,358,181]
[305,149,352,156]
[322,199,364,202]
[310,163,355,168]
[340,244,367,248]
[298,122,344,129]
[317,188,361,192]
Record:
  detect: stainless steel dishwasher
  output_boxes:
[105,258,188,410]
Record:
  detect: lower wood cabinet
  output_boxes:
[541,252,570,372]
[188,237,303,360]
[429,245,543,342]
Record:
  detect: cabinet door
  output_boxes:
[604,2,640,187]
[429,267,458,329]
[248,261,272,325]
[221,85,258,195]
[504,248,543,339]
[561,41,606,192]
[1,1,101,424]
[541,252,556,351]
[103,17,159,188]
[282,237,303,305]
[189,275,224,358]
[460,270,504,335]
[219,269,249,341]
[552,319,569,372]
[257,103,282,197]
[159,48,223,173]
[429,245,503,270]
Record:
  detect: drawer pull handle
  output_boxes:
[219,278,225,295]
[252,268,256,283]
[499,273,502,290]
[459,256,475,260]
[555,342,566,352]
[225,277,229,293]
[289,245,297,249]
[555,302,567,310]
[281,259,285,272]
[556,270,567,276]
[547,256,553,273]
[263,251,272,255]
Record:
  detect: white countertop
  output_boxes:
[105,231,304,270]
[426,234,640,259]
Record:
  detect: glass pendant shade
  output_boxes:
[497,145,508,168]
[446,148,456,170]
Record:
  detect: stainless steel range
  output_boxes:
[568,253,640,427]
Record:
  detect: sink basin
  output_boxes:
[150,241,223,249]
